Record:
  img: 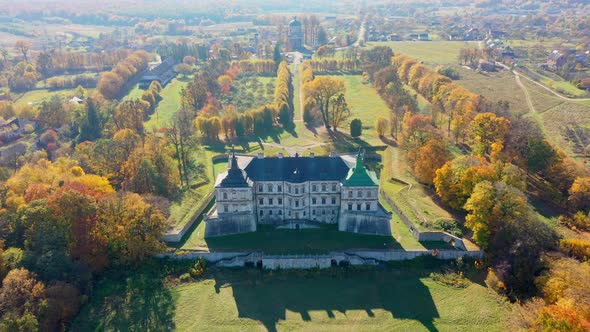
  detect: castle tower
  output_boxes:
[288,17,303,51]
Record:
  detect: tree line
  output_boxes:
[96,50,151,100]
[365,48,590,316]
[192,60,293,141]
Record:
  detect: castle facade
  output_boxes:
[204,152,392,237]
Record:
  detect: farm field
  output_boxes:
[72,260,510,332]
[368,41,478,65]
[13,88,94,106]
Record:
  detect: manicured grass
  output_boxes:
[368,41,479,65]
[72,260,511,332]
[292,63,302,121]
[319,75,390,145]
[179,218,442,253]
[145,77,190,130]
[13,88,95,106]
[380,147,458,233]
[123,84,145,101]
[166,148,216,231]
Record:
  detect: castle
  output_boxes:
[287,17,303,51]
[204,152,392,237]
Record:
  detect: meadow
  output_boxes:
[72,259,510,332]
[367,41,478,65]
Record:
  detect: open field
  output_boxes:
[318,75,390,145]
[368,41,478,65]
[72,259,510,332]
[144,77,191,130]
[13,88,95,106]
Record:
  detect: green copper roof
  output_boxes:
[343,152,378,187]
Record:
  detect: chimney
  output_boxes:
[257,153,264,159]
[309,152,315,158]
[278,153,284,159]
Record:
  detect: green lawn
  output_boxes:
[178,218,445,254]
[145,77,190,131]
[13,88,95,106]
[368,41,478,65]
[380,147,458,233]
[319,75,390,145]
[72,260,510,332]
[166,148,216,231]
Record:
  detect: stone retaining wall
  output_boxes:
[379,189,467,250]
[162,248,484,270]
[162,192,214,242]
[204,212,257,237]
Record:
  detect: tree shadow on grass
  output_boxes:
[213,267,440,332]
[73,263,176,332]
[328,130,372,152]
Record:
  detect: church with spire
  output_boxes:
[204,152,392,237]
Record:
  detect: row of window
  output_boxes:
[346,190,375,199]
[259,209,338,218]
[311,197,337,205]
[347,203,372,211]
[258,196,339,206]
[256,183,339,194]
[258,197,283,205]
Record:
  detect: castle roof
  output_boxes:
[217,153,250,188]
[215,153,378,187]
[244,155,349,183]
[289,17,301,27]
[342,152,379,187]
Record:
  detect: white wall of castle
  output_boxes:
[215,180,381,225]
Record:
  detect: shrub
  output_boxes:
[179,273,191,282]
[189,257,207,278]
[560,239,590,261]
[485,268,506,294]
[433,219,463,237]
[429,271,469,288]
[350,118,362,137]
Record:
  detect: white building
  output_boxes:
[204,152,392,237]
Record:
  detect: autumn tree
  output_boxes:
[0,268,46,331]
[14,40,32,63]
[361,46,394,80]
[97,193,165,264]
[329,93,350,130]
[414,139,451,185]
[97,71,124,100]
[433,155,494,210]
[375,117,389,137]
[36,95,71,129]
[166,108,195,186]
[174,63,193,77]
[469,112,510,156]
[569,177,590,212]
[183,55,196,66]
[113,100,146,134]
[465,180,555,293]
[304,76,345,129]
